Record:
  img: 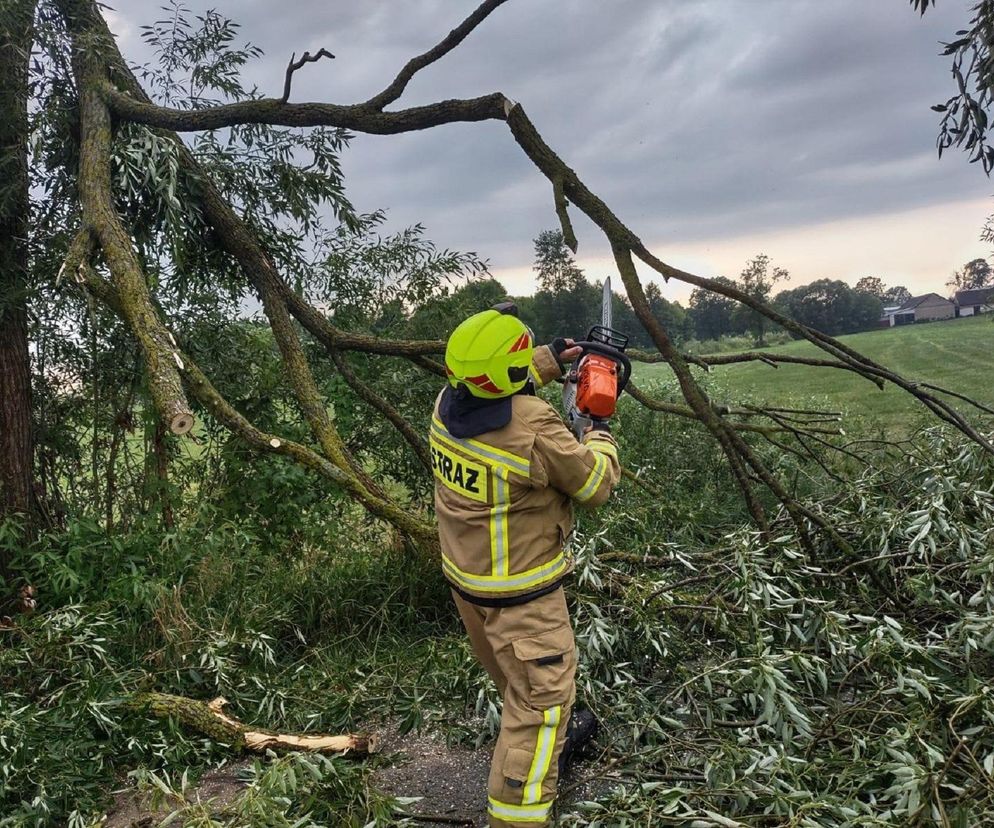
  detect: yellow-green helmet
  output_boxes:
[445,309,534,399]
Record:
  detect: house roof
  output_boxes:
[897,293,953,311]
[954,286,994,306]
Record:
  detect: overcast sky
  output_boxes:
[104,1,991,302]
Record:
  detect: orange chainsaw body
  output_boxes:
[575,353,620,419]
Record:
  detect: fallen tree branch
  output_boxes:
[133,693,377,756]
[101,79,508,135]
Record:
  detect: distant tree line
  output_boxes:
[419,232,992,352]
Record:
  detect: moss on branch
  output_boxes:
[73,57,194,435]
[132,693,377,755]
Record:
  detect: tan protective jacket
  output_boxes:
[431,346,621,602]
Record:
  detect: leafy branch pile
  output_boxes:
[561,426,994,827]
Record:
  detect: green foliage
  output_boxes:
[315,214,487,330]
[947,258,993,292]
[854,275,887,300]
[0,508,454,826]
[912,0,994,172]
[688,276,744,342]
[130,753,399,827]
[775,278,883,336]
[530,230,596,339]
[560,427,994,826]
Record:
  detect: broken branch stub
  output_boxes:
[133,692,378,756]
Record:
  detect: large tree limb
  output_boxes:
[133,693,377,755]
[90,11,992,451]
[73,56,194,435]
[102,82,508,135]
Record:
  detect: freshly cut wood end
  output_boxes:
[243,730,378,755]
[170,412,195,435]
[269,438,282,448]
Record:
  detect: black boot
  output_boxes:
[558,707,599,778]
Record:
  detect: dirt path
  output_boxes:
[372,725,608,826]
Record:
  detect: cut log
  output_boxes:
[133,692,377,756]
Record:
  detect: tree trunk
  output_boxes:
[0,0,38,586]
[152,419,174,529]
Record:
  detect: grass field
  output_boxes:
[638,314,994,435]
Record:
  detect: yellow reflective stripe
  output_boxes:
[586,438,617,461]
[491,467,510,577]
[488,796,552,823]
[431,418,530,478]
[523,706,561,804]
[574,453,608,502]
[442,552,568,594]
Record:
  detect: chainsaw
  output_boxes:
[562,276,632,440]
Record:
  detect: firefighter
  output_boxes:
[430,303,621,827]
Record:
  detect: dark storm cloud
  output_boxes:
[107,0,988,273]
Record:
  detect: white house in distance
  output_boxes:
[888,293,957,326]
[879,285,994,326]
[953,286,994,317]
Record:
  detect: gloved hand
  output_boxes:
[585,421,611,435]
[550,337,582,371]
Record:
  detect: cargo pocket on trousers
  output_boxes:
[511,624,575,709]
[499,746,534,801]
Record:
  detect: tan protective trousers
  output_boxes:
[453,587,577,828]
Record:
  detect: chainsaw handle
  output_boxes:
[573,340,631,397]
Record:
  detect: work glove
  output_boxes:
[550,337,582,371]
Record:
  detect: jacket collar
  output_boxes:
[439,386,513,438]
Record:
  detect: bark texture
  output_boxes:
[0,0,38,583]
[74,53,194,435]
